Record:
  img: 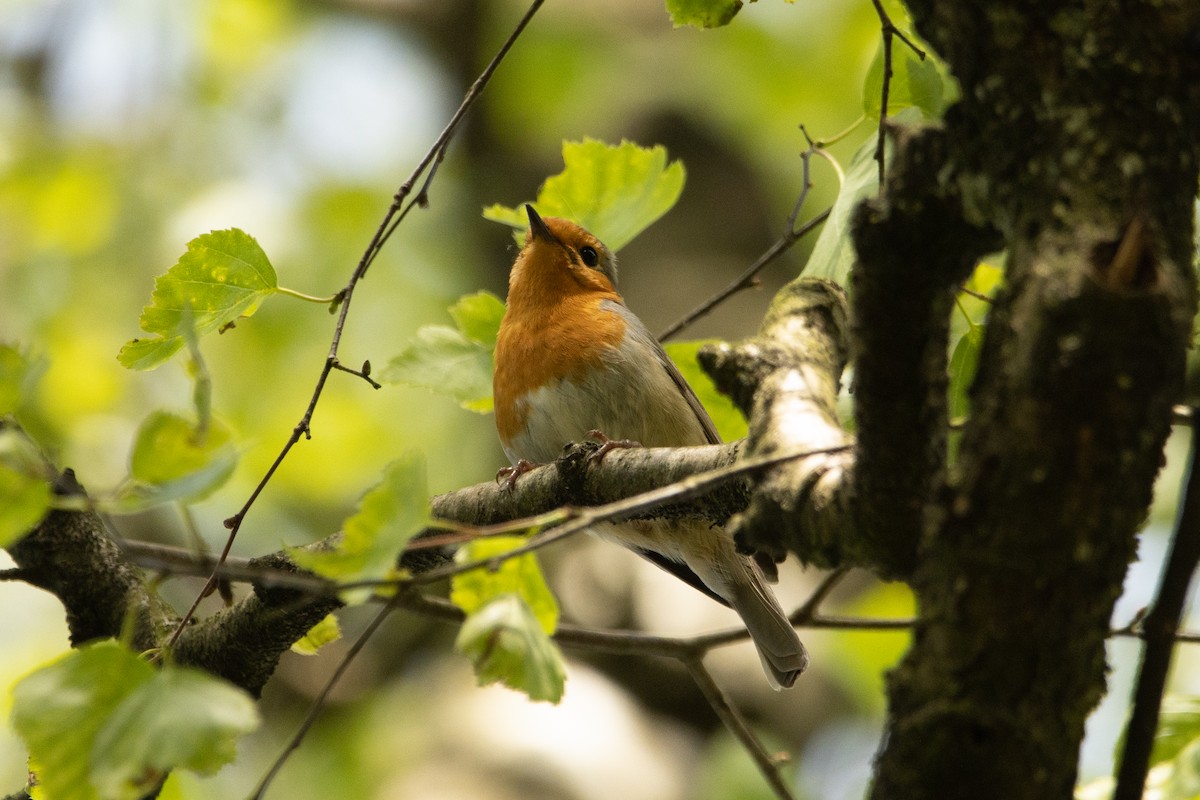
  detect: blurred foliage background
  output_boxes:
[0,1,1196,798]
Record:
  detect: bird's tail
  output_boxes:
[724,566,809,689]
[688,553,808,690]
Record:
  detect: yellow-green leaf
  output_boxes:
[118,229,278,371]
[381,325,494,414]
[10,641,155,800]
[291,613,343,656]
[109,411,238,511]
[291,452,429,603]
[665,340,748,442]
[665,0,743,28]
[451,535,558,635]
[90,667,259,797]
[455,594,566,703]
[450,291,506,348]
[483,138,685,252]
[0,429,52,548]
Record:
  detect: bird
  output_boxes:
[492,204,808,689]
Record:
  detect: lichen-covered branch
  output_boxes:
[699,279,863,570]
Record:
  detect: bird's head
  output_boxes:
[509,205,618,296]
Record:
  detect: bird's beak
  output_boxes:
[525,204,553,244]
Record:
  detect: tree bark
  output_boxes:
[860,3,1200,798]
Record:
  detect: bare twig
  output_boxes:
[659,137,831,341]
[1113,406,1200,800]
[248,600,397,800]
[164,0,546,650]
[868,0,927,187]
[685,658,797,800]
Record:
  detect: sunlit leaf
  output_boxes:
[483,138,685,252]
[455,594,566,703]
[0,429,52,548]
[948,326,984,421]
[665,0,743,29]
[122,411,238,507]
[664,340,748,442]
[450,291,507,348]
[451,536,558,635]
[1149,697,1200,767]
[118,229,278,371]
[1165,735,1200,799]
[290,613,343,656]
[89,666,259,798]
[381,326,494,413]
[10,641,155,800]
[291,452,429,603]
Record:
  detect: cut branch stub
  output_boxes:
[699,278,857,569]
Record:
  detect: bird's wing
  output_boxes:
[635,547,731,607]
[602,300,722,446]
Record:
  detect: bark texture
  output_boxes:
[860,3,1200,798]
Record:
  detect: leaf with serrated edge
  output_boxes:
[291,453,429,603]
[90,667,259,797]
[450,291,507,348]
[119,229,278,371]
[381,326,494,413]
[452,536,558,635]
[483,138,685,252]
[455,594,566,703]
[10,641,154,800]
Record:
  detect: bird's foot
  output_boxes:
[586,430,642,463]
[496,459,537,491]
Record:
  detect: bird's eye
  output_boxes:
[579,246,599,267]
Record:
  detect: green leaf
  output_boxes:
[1152,697,1200,766]
[948,326,984,421]
[0,430,52,548]
[665,0,743,28]
[802,134,880,287]
[118,229,278,371]
[382,325,494,414]
[1165,735,1200,799]
[10,640,155,800]
[0,343,44,416]
[863,41,946,120]
[90,667,259,797]
[451,536,559,635]
[107,410,239,512]
[449,291,506,348]
[483,138,685,252]
[664,340,748,442]
[454,594,566,703]
[291,452,429,602]
[291,613,343,656]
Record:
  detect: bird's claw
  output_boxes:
[586,429,641,463]
[496,459,537,491]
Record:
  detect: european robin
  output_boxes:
[492,205,808,689]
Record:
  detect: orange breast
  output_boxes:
[494,282,625,446]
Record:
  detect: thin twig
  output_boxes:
[163,0,546,650]
[685,658,797,800]
[659,136,831,341]
[248,600,397,800]
[331,359,381,389]
[868,0,926,188]
[1113,407,1200,800]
